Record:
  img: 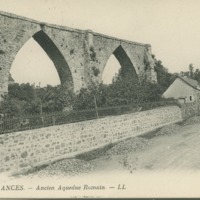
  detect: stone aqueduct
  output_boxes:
[0,11,157,96]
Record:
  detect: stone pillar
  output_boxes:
[84,30,99,86]
[144,45,157,83]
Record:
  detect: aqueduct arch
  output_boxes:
[32,31,74,90]
[0,11,157,97]
[101,45,139,82]
[11,30,74,90]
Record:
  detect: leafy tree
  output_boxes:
[73,67,164,110]
[154,60,173,91]
[178,64,200,84]
[0,95,26,117]
[23,99,42,115]
[35,85,75,113]
[194,68,200,83]
[0,83,75,116]
[189,63,194,78]
[8,83,35,102]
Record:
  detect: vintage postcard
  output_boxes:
[1,0,200,198]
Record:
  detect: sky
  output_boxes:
[1,0,200,86]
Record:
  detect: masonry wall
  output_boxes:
[0,106,182,174]
[90,33,148,82]
[180,102,200,119]
[0,11,155,96]
[0,12,86,93]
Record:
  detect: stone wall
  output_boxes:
[180,102,200,119]
[0,11,156,96]
[0,106,182,174]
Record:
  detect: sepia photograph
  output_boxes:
[1,0,200,198]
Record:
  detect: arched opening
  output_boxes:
[102,55,121,84]
[10,31,74,90]
[102,45,138,85]
[10,38,60,87]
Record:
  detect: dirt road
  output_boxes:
[91,123,200,173]
[22,116,200,178]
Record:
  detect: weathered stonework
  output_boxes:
[0,106,182,174]
[0,11,157,96]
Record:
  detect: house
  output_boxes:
[162,75,200,103]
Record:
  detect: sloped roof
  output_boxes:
[176,75,200,91]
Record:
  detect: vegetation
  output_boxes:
[0,83,74,116]
[179,63,200,84]
[153,56,173,91]
[0,57,173,117]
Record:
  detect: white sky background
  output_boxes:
[1,0,200,86]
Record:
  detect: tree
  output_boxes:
[72,66,165,111]
[0,94,26,117]
[8,83,35,102]
[0,83,75,116]
[35,85,75,113]
[194,68,200,83]
[178,64,200,84]
[154,59,173,91]
[189,63,194,78]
